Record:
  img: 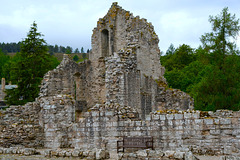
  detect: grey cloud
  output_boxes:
[0,0,239,52]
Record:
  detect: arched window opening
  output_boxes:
[101,29,109,57]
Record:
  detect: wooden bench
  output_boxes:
[117,136,153,153]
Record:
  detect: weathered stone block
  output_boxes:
[204,119,213,125]
[220,118,231,125]
[135,121,142,126]
[194,119,203,125]
[145,115,151,121]
[164,150,175,157]
[168,120,173,125]
[184,112,192,119]
[210,129,220,135]
[174,151,185,159]
[166,114,174,120]
[72,149,80,157]
[192,112,200,119]
[136,150,147,157]
[105,111,114,116]
[175,114,183,120]
[159,115,166,120]
[152,114,159,120]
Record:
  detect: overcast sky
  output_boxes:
[0,0,240,53]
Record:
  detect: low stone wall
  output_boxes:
[0,102,44,148]
[72,104,240,157]
[1,101,240,158]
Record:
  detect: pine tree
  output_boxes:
[194,7,240,111]
[5,22,58,105]
[81,47,84,53]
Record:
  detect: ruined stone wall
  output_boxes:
[105,50,140,107]
[40,54,82,98]
[88,2,193,116]
[38,95,75,149]
[0,102,44,148]
[141,75,194,112]
[71,105,240,157]
[104,49,193,118]
[1,101,240,158]
[40,54,104,110]
[91,2,165,80]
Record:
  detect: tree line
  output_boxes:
[0,42,21,53]
[0,42,89,55]
[161,7,240,111]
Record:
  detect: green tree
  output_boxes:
[166,43,175,55]
[81,47,84,53]
[74,48,79,53]
[66,46,72,54]
[59,46,66,53]
[54,44,59,53]
[48,45,54,55]
[65,46,72,54]
[5,22,59,105]
[161,44,195,71]
[193,7,240,111]
[160,8,240,111]
[0,49,10,80]
[73,55,79,61]
[201,7,240,56]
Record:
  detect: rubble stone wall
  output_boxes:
[40,54,82,98]
[0,102,44,148]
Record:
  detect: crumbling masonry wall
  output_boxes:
[38,3,193,118]
[1,102,240,157]
[0,102,44,148]
[90,2,193,117]
[72,105,240,156]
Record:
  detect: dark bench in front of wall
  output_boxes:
[117,136,153,153]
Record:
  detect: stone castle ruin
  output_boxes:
[40,2,193,120]
[0,3,240,159]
